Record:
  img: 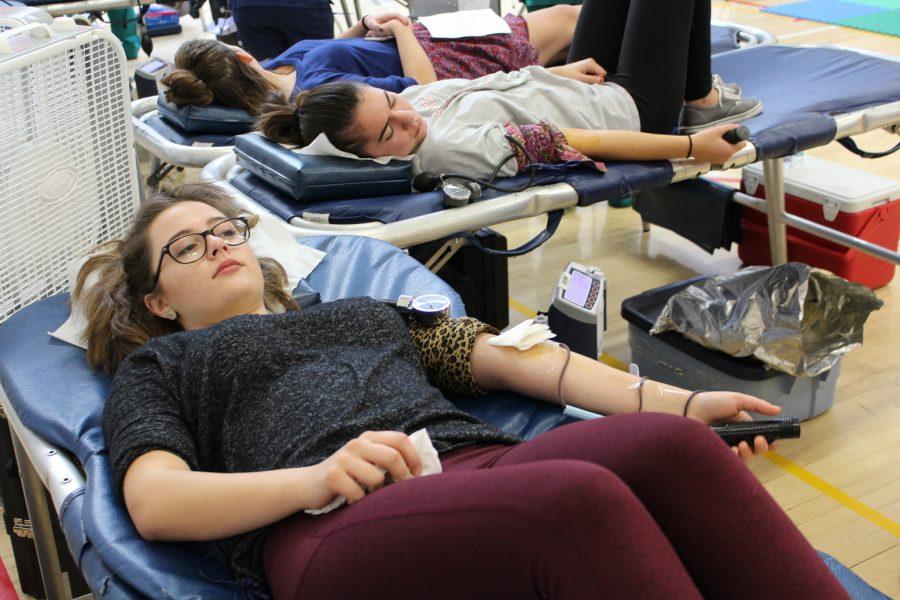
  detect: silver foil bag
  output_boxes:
[650,264,883,377]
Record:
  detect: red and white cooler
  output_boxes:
[740,156,900,289]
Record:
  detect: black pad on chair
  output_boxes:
[234,133,413,201]
[156,94,255,135]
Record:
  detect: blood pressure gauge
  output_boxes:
[546,262,606,359]
[441,181,482,208]
[394,294,451,326]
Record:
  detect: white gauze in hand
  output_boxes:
[305,428,442,515]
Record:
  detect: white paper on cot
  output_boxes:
[48,254,95,349]
[418,9,511,39]
[305,428,442,515]
[49,220,326,349]
[249,210,325,291]
[488,318,556,351]
[295,133,416,166]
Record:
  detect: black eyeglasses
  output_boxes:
[151,217,251,289]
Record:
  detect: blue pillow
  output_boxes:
[156,94,255,136]
[234,133,412,201]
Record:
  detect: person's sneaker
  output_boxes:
[680,81,762,134]
[712,73,740,97]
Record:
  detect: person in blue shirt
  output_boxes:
[230,0,335,60]
[160,7,581,114]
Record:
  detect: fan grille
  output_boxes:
[0,33,137,323]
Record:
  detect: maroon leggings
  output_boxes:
[264,414,847,599]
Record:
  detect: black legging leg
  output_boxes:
[567,0,714,133]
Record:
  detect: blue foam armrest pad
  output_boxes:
[234,133,414,201]
[156,94,255,136]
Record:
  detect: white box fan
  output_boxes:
[0,14,139,323]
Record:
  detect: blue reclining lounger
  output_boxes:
[0,240,891,600]
[131,21,776,187]
[203,44,900,268]
[0,233,585,598]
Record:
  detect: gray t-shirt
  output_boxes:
[402,66,640,179]
[102,297,518,584]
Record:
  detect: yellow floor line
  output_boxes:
[598,353,629,371]
[764,452,900,538]
[510,295,899,538]
[508,297,537,319]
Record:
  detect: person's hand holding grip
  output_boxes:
[685,391,781,461]
[690,124,749,163]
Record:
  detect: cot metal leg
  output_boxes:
[763,158,789,265]
[424,237,466,273]
[8,425,69,600]
[732,191,900,265]
[147,154,160,184]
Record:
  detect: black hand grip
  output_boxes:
[722,126,750,144]
[710,418,800,447]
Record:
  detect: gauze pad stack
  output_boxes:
[488,318,556,351]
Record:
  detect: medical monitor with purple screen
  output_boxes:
[563,271,592,307]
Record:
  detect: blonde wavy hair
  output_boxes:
[74,183,299,375]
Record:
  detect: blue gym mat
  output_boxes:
[764,0,900,37]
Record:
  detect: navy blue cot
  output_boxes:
[208,45,900,240]
[141,114,236,147]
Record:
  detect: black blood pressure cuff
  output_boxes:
[234,134,413,201]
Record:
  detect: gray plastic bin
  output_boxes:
[621,278,840,421]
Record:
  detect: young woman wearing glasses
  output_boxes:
[78,183,846,599]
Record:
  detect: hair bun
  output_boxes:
[160,68,214,107]
[256,91,306,147]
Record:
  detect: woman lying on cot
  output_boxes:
[257,0,763,180]
[79,183,847,599]
[161,5,581,114]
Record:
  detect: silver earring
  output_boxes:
[161,308,178,320]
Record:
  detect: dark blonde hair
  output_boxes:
[74,183,299,375]
[160,39,274,114]
[255,83,363,153]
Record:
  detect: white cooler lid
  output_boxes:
[742,155,900,221]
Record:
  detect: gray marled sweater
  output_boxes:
[102,297,519,584]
